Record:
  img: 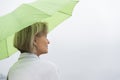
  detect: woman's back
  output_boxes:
[8,53,59,80]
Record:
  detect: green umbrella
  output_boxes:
[0,0,79,60]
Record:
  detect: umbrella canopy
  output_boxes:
[0,0,79,60]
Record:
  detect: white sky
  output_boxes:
[0,0,120,80]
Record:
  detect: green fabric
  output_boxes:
[0,0,79,60]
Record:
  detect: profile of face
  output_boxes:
[33,33,50,56]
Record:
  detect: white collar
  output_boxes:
[18,52,40,60]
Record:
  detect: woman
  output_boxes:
[7,22,60,80]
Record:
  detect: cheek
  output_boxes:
[36,40,45,48]
[35,37,47,49]
[36,41,42,47]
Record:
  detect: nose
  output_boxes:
[47,39,50,44]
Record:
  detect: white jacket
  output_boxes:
[8,53,60,80]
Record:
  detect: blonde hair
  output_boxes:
[14,22,48,53]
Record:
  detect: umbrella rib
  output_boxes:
[24,3,51,16]
[58,11,72,16]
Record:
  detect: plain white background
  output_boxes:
[0,0,120,80]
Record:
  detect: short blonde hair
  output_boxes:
[14,22,48,53]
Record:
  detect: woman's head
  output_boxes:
[14,22,50,56]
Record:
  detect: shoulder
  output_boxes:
[41,60,57,67]
[37,60,60,75]
[38,60,60,79]
[36,60,58,70]
[8,60,60,80]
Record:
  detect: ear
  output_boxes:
[33,36,37,46]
